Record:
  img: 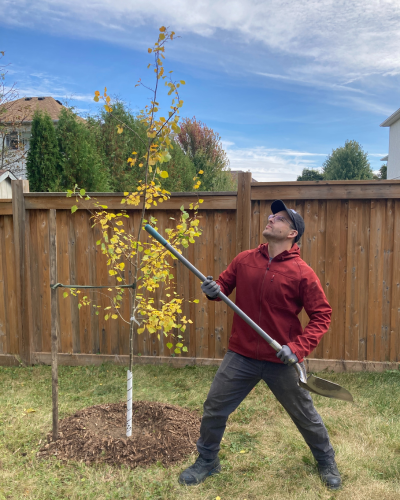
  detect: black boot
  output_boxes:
[317,460,342,490]
[178,455,221,485]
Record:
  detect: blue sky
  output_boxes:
[1,0,399,181]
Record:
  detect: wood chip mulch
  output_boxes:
[37,401,201,468]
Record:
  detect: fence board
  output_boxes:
[57,211,73,353]
[313,200,327,358]
[4,216,18,354]
[382,200,394,361]
[390,200,400,362]
[0,217,7,354]
[367,200,385,361]
[214,211,229,358]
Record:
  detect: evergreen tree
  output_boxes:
[379,164,387,179]
[322,140,373,180]
[297,168,325,181]
[26,111,60,192]
[56,108,109,192]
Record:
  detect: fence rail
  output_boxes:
[1,175,400,371]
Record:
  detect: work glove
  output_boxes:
[276,345,298,365]
[201,276,220,299]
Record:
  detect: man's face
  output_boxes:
[262,210,297,242]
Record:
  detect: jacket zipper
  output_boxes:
[257,264,269,360]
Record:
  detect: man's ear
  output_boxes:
[288,229,298,241]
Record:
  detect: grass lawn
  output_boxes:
[0,363,399,500]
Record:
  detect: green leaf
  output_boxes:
[80,188,86,196]
[180,205,185,212]
[63,292,68,298]
[168,274,174,279]
[166,342,173,349]
[176,343,183,348]
[182,346,188,352]
[78,303,82,309]
[174,348,181,354]
[96,240,101,246]
[71,205,78,214]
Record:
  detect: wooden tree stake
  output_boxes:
[49,209,59,440]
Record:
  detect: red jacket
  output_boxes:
[212,243,332,363]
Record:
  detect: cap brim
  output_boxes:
[271,200,296,227]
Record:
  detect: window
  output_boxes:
[5,131,19,150]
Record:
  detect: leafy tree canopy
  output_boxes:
[176,116,234,191]
[322,140,373,180]
[296,168,325,181]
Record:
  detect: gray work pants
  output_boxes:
[197,350,335,465]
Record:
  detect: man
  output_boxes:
[178,200,342,490]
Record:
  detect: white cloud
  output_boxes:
[2,0,400,84]
[224,144,326,181]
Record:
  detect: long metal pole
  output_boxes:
[145,225,283,352]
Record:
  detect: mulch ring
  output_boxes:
[37,401,201,468]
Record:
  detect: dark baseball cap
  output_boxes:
[271,200,305,244]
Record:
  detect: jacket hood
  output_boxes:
[257,243,301,261]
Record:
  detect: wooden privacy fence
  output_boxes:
[1,175,400,372]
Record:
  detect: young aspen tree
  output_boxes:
[64,27,204,436]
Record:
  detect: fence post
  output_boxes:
[236,171,252,255]
[11,180,31,365]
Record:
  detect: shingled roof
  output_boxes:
[0,96,66,123]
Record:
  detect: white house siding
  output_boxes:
[388,119,400,180]
[0,179,13,198]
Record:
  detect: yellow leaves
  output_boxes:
[159,26,166,32]
[116,221,124,226]
[111,314,118,320]
[104,104,113,113]
[159,33,165,41]
[25,408,36,414]
[148,48,152,53]
[117,125,124,134]
[180,80,186,85]
[160,171,169,179]
[198,170,204,175]
[109,270,117,276]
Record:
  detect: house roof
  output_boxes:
[0,169,17,183]
[380,155,388,162]
[0,96,66,124]
[380,107,400,127]
[230,170,258,183]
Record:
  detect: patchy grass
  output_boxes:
[0,364,399,499]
